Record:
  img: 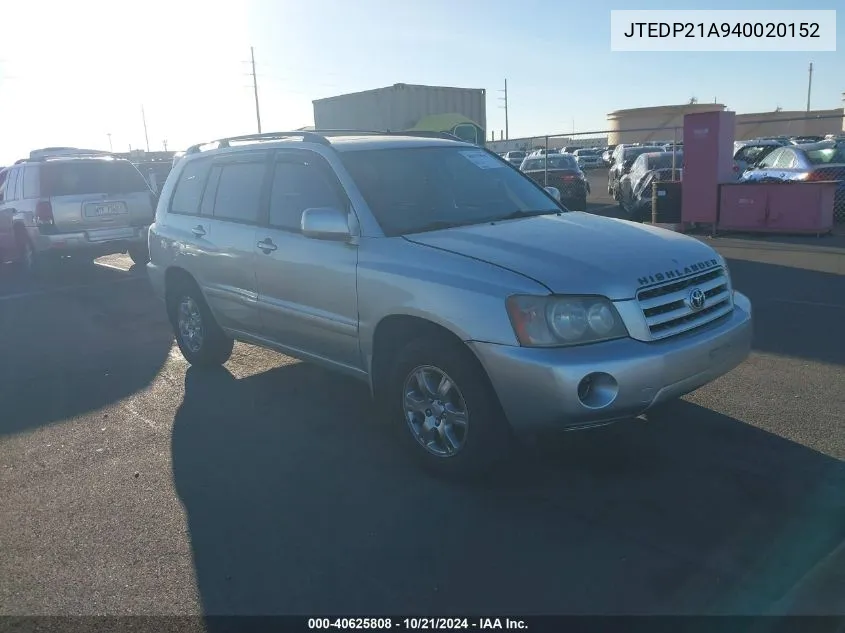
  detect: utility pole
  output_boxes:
[106,133,112,152]
[250,46,262,133]
[498,79,509,140]
[806,62,813,112]
[141,105,150,153]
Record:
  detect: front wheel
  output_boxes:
[387,338,512,478]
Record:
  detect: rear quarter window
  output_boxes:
[42,161,150,197]
[169,158,213,215]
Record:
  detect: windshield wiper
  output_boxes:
[404,220,476,234]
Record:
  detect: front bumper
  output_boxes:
[469,291,753,432]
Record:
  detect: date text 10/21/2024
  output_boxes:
[307,618,528,630]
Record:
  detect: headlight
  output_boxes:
[506,295,629,347]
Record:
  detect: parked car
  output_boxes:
[608,145,664,199]
[147,130,752,477]
[560,146,580,154]
[0,168,15,263]
[618,151,684,221]
[739,142,845,216]
[0,149,156,272]
[572,148,603,170]
[519,153,589,210]
[732,140,782,179]
[502,150,526,166]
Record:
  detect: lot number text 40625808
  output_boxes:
[307,618,528,630]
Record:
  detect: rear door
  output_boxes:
[41,159,154,236]
[199,152,269,334]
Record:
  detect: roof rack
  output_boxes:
[184,129,465,155]
[23,148,114,162]
[310,129,462,141]
[185,131,333,155]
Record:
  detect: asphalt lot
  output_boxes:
[1,187,844,617]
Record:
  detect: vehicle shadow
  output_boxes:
[172,364,844,618]
[725,257,845,366]
[0,259,173,437]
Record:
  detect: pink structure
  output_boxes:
[682,110,736,225]
[718,181,836,235]
[681,109,836,235]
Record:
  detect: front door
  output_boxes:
[253,150,360,369]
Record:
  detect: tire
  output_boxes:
[567,197,587,212]
[127,243,150,266]
[14,227,51,277]
[386,337,512,479]
[167,278,234,366]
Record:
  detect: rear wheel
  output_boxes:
[167,279,233,366]
[386,337,512,479]
[14,227,51,277]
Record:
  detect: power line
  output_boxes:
[250,46,262,133]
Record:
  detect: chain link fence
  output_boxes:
[490,113,845,224]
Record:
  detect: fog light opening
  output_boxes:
[577,372,619,409]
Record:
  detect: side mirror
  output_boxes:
[544,186,561,201]
[301,207,351,241]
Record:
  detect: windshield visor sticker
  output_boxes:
[460,150,505,169]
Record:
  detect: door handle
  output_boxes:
[191,225,206,237]
[257,238,277,253]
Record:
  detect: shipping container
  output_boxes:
[313,83,487,145]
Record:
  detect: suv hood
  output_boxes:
[404,213,720,300]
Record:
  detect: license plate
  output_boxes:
[87,203,125,217]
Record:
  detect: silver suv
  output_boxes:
[147,131,753,477]
[0,149,156,272]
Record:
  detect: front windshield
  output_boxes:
[340,146,561,236]
[522,155,578,170]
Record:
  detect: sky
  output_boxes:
[0,0,842,164]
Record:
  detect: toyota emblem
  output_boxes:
[688,288,706,311]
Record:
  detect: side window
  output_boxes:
[6,168,20,201]
[268,159,346,231]
[774,150,796,169]
[211,161,266,224]
[757,148,782,169]
[169,157,213,216]
[22,167,39,199]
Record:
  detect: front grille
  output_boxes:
[637,267,733,340]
